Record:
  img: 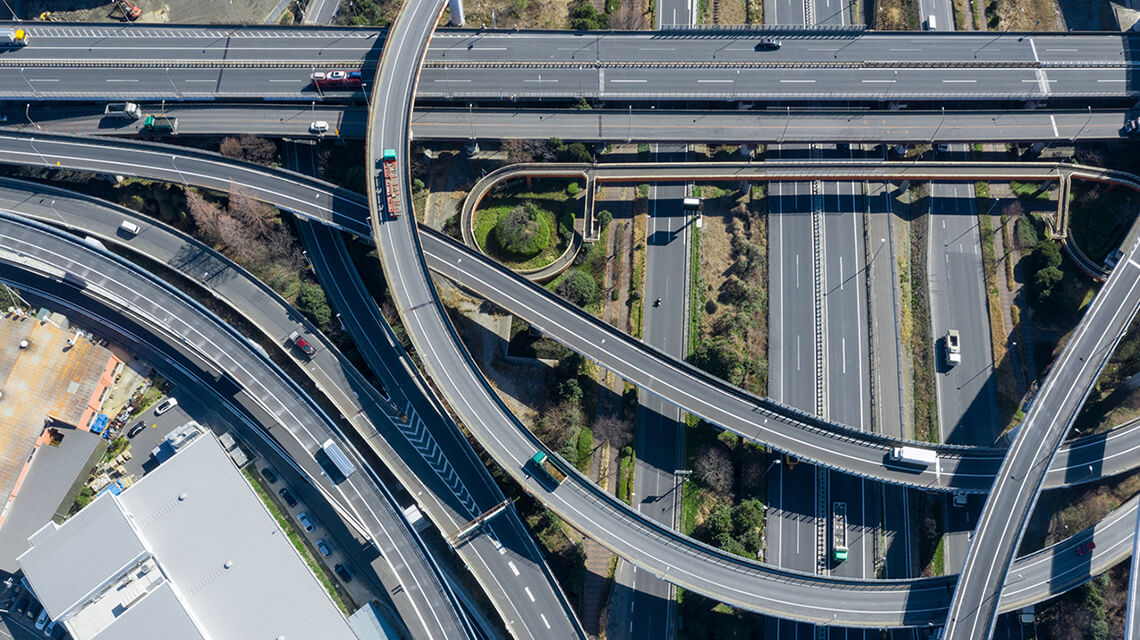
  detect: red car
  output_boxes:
[1076,541,1097,556]
[289,331,316,358]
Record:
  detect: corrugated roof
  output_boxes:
[88,584,205,640]
[18,495,148,619]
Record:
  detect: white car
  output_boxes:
[310,71,326,81]
[154,397,178,415]
[310,121,329,134]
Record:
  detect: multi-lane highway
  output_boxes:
[0,172,583,640]
[4,24,1140,101]
[12,103,1140,143]
[945,220,1140,637]
[0,213,474,640]
[4,130,1140,494]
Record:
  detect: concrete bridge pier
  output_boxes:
[449,0,464,25]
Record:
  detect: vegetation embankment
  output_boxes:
[473,178,578,271]
[894,183,937,442]
[689,185,768,396]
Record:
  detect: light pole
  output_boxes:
[931,106,946,146]
[171,155,188,185]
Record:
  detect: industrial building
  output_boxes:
[17,434,357,640]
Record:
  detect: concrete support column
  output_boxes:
[449,0,465,26]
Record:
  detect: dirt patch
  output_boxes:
[875,0,920,29]
[710,0,759,24]
[444,0,574,29]
[23,0,285,24]
[991,0,1063,30]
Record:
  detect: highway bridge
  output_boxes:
[0,174,583,640]
[6,178,1140,628]
[2,11,1138,635]
[10,103,1139,143]
[0,211,475,640]
[7,130,1140,496]
[3,23,1140,103]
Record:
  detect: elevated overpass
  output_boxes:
[3,23,1140,103]
[10,103,1140,142]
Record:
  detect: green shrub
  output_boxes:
[597,210,613,228]
[493,202,550,259]
[569,0,608,29]
[567,182,581,196]
[412,178,425,193]
[637,184,650,199]
[576,427,594,471]
[557,270,597,307]
[297,283,332,330]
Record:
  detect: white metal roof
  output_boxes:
[19,434,357,640]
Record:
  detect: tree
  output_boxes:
[719,276,750,305]
[593,415,630,448]
[569,0,608,30]
[693,444,733,494]
[558,142,593,163]
[219,135,278,167]
[493,202,550,259]
[597,210,613,228]
[1034,265,1063,305]
[186,189,222,245]
[691,337,744,385]
[297,283,332,329]
[556,270,597,306]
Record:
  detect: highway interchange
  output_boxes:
[2,7,1140,640]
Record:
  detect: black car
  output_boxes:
[334,564,353,583]
[14,598,27,616]
[278,487,298,508]
[27,602,42,620]
[261,467,278,484]
[1124,118,1140,136]
[127,422,146,438]
[754,37,781,51]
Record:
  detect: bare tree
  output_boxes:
[593,415,630,449]
[227,185,274,237]
[219,135,279,167]
[693,444,733,494]
[186,189,222,245]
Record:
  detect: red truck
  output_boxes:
[381,149,402,219]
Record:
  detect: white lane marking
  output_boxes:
[105,79,138,83]
[1097,79,1126,83]
[780,80,816,83]
[1029,38,1039,62]
[610,79,647,83]
[889,48,922,52]
[1036,69,1051,95]
[1050,115,1060,138]
[540,614,551,629]
[523,79,558,83]
[508,561,520,576]
[1046,48,1078,52]
[862,80,896,83]
[183,79,216,83]
[28,78,60,82]
[471,46,507,50]
[639,47,676,51]
[942,80,978,83]
[525,587,535,602]
[698,79,733,83]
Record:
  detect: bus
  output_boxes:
[321,438,357,479]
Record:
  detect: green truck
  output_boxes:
[143,114,178,134]
[530,451,566,489]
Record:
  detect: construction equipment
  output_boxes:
[113,0,142,21]
[38,12,58,21]
[5,27,27,46]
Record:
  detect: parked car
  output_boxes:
[1076,541,1097,556]
[154,397,178,415]
[278,487,298,508]
[27,602,42,620]
[35,609,49,630]
[14,598,28,616]
[310,120,329,134]
[1105,249,1124,269]
[334,564,353,583]
[127,422,146,438]
[316,539,333,557]
[260,467,278,484]
[297,512,315,532]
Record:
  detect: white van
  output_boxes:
[119,220,140,236]
[924,14,937,30]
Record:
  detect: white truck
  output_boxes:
[944,330,961,366]
[6,27,28,46]
[832,502,848,562]
[104,103,142,120]
[889,446,939,467]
